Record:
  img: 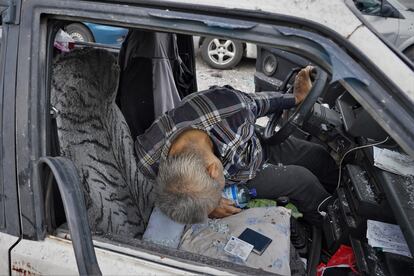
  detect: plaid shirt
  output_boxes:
[135,86,295,184]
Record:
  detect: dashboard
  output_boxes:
[308,88,414,274]
[254,45,414,273]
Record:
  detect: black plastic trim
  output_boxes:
[0,22,21,236]
[38,157,102,276]
[307,226,321,276]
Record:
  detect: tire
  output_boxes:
[403,46,414,63]
[65,23,95,43]
[200,37,243,69]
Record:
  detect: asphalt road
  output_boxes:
[195,55,256,93]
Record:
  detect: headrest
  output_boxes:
[52,48,119,107]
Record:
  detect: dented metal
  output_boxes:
[10,235,213,275]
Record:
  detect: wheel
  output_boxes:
[65,23,95,43]
[403,46,414,63]
[200,37,243,69]
[263,67,328,145]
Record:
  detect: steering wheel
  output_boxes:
[262,67,328,145]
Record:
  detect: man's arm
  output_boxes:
[249,66,314,118]
[209,198,241,219]
[249,92,296,118]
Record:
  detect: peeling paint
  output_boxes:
[12,261,41,276]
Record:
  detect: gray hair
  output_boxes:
[155,150,222,224]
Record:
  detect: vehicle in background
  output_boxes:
[64,22,128,46]
[194,36,257,69]
[353,0,414,61]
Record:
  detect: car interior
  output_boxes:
[44,17,414,275]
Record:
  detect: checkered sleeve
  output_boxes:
[249,92,296,117]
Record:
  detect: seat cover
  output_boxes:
[51,48,154,237]
[180,207,293,275]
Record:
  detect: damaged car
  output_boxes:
[353,0,414,62]
[0,0,413,275]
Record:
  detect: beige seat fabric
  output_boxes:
[180,207,292,275]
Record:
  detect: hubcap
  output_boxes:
[207,39,237,65]
[70,32,86,42]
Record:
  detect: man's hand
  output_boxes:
[293,65,314,105]
[208,198,241,219]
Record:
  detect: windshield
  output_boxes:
[354,0,382,15]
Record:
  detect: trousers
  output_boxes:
[246,136,338,225]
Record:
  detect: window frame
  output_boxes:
[0,9,21,238]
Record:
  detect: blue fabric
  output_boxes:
[142,207,185,248]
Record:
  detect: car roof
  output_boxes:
[159,0,362,38]
[89,0,414,101]
[388,0,410,11]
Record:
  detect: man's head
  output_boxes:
[155,146,225,224]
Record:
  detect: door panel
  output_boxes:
[11,236,198,275]
[0,232,19,274]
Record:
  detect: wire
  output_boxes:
[317,136,390,216]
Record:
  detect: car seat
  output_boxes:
[50,48,154,238]
[116,30,194,138]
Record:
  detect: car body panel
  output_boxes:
[159,0,363,38]
[388,0,410,11]
[0,233,20,274]
[9,235,230,275]
[362,13,400,44]
[399,35,414,51]
[400,0,414,10]
[396,6,414,51]
[359,0,414,51]
[83,22,128,45]
[349,26,414,98]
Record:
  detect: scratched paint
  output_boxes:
[11,261,41,276]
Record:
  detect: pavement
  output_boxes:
[196,54,256,93]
